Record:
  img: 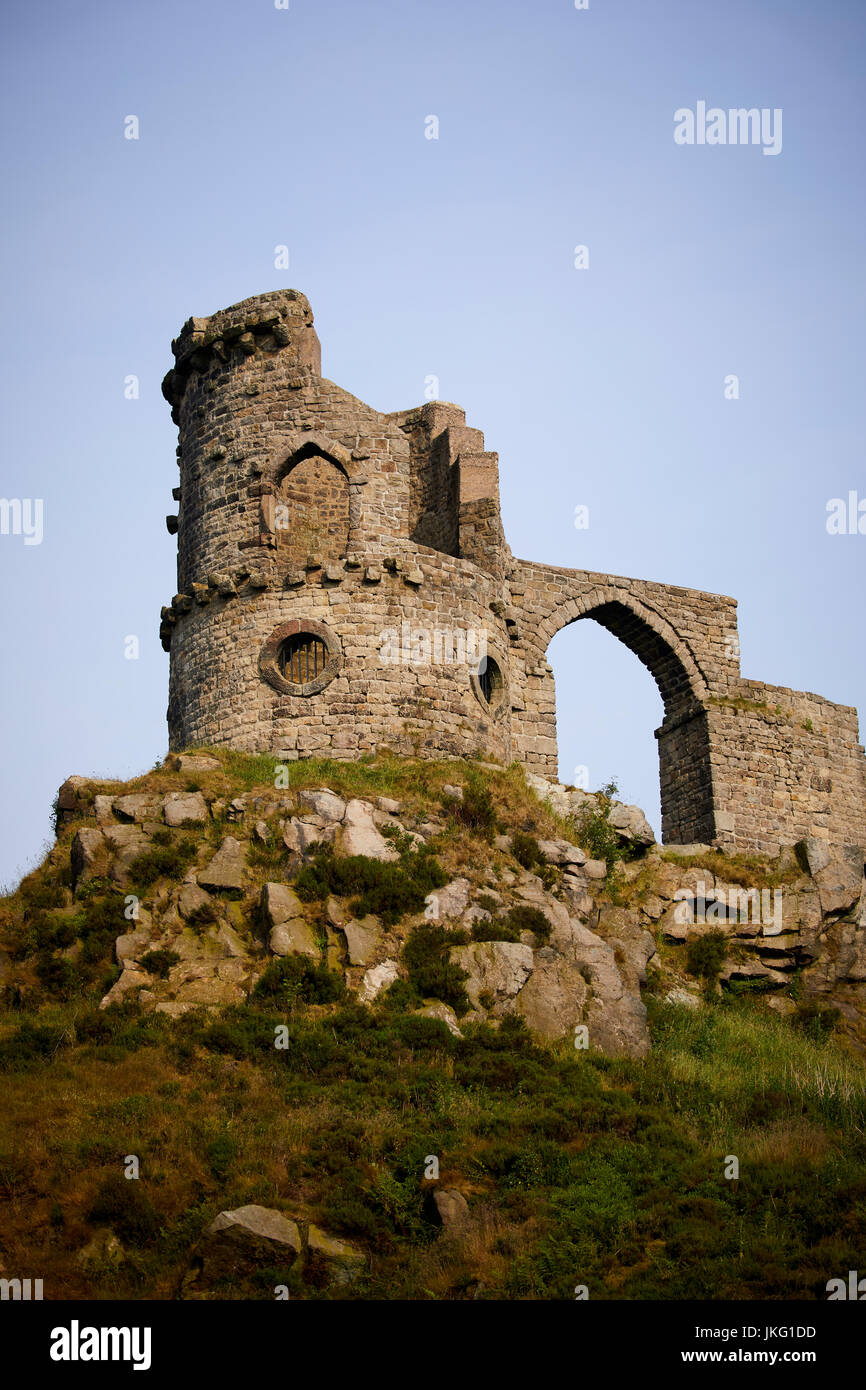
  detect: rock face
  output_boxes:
[32,765,866,1056]
[339,800,399,862]
[198,836,246,891]
[451,941,534,1011]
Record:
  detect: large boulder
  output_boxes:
[339,800,398,862]
[513,950,590,1038]
[164,791,209,827]
[261,882,306,927]
[342,917,381,966]
[198,1205,302,1281]
[298,788,347,823]
[70,827,108,885]
[198,836,246,892]
[112,793,163,824]
[427,1189,471,1233]
[305,1225,365,1285]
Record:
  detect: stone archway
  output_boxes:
[515,580,717,845]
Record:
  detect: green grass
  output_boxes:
[0,990,864,1299]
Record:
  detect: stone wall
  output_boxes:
[161,288,866,855]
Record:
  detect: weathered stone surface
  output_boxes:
[269,920,318,958]
[342,916,380,966]
[261,882,306,928]
[607,801,656,846]
[514,950,589,1038]
[424,877,471,922]
[164,791,209,826]
[200,1205,302,1279]
[113,794,163,824]
[450,941,534,1010]
[813,848,865,916]
[171,754,220,774]
[305,1225,365,1283]
[358,959,399,1002]
[198,836,245,891]
[71,827,107,884]
[665,987,701,1009]
[537,838,587,867]
[428,1189,471,1233]
[99,966,150,1009]
[339,800,398,861]
[583,859,608,881]
[115,926,151,965]
[377,797,402,815]
[299,788,346,822]
[177,882,213,920]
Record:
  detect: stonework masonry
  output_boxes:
[160,289,866,855]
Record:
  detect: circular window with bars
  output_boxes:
[279,632,328,684]
[259,619,341,696]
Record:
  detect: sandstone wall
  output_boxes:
[160,288,866,855]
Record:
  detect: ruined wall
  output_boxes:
[161,288,866,855]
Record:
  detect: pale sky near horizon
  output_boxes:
[1,0,864,886]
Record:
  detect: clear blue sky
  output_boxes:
[1,0,864,885]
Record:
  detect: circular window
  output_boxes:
[470,651,507,718]
[259,619,341,696]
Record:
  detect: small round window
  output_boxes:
[259,619,341,696]
[471,652,507,717]
[279,633,328,684]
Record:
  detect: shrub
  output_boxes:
[510,832,543,869]
[793,1000,840,1043]
[573,804,625,872]
[504,904,551,944]
[294,846,447,926]
[472,918,519,943]
[129,836,197,888]
[186,901,220,928]
[686,929,728,988]
[402,924,470,1014]
[378,979,421,1013]
[139,949,181,979]
[444,782,497,837]
[35,956,83,999]
[206,1134,238,1182]
[87,1173,160,1247]
[253,955,345,1006]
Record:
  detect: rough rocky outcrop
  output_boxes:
[13,760,866,1056]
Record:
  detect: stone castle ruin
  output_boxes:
[160,289,866,856]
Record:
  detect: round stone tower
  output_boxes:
[160,288,515,762]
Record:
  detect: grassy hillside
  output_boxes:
[0,751,864,1300]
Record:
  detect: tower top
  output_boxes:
[161,288,321,422]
